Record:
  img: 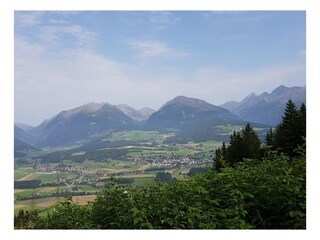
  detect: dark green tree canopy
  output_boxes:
[241,123,261,160]
[265,128,274,147]
[272,100,306,158]
[214,123,261,167]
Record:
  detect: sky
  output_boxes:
[14,11,306,126]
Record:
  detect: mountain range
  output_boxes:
[20,102,140,147]
[15,85,306,148]
[219,85,306,125]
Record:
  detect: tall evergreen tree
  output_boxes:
[241,123,261,160]
[221,141,227,159]
[223,124,261,166]
[226,131,243,166]
[213,148,224,172]
[265,128,274,147]
[274,99,304,158]
[299,103,306,138]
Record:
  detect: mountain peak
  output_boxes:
[115,104,135,113]
[271,85,288,95]
[166,95,196,105]
[115,104,155,122]
[240,92,257,104]
[26,102,135,147]
[172,95,189,101]
[147,95,239,131]
[60,102,105,118]
[160,95,214,112]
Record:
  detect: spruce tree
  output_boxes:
[241,123,261,160]
[299,103,306,138]
[226,131,243,166]
[213,148,224,171]
[221,141,227,158]
[274,99,302,158]
[222,124,261,166]
[265,128,274,147]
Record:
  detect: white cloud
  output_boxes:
[116,11,179,31]
[147,11,180,30]
[127,39,189,58]
[38,25,97,49]
[48,19,68,25]
[15,11,44,27]
[15,36,172,125]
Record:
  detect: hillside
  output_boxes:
[146,96,240,130]
[24,103,136,147]
[14,138,39,158]
[145,96,263,141]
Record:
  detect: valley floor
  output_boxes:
[14,135,220,213]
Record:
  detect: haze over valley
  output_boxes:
[15,84,305,149]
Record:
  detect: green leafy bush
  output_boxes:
[17,153,305,229]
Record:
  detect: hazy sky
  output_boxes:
[14,11,306,126]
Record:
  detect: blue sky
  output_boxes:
[14,11,306,126]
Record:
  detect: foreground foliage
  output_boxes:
[15,152,305,229]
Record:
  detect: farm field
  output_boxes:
[14,130,229,212]
[14,197,62,213]
[14,169,32,181]
[14,195,98,215]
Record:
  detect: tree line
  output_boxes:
[214,99,306,171]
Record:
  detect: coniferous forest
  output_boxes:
[14,100,306,229]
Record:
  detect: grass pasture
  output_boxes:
[17,173,37,181]
[14,187,59,199]
[35,173,78,184]
[119,173,155,179]
[14,170,32,181]
[131,177,156,187]
[213,124,244,136]
[213,124,268,137]
[110,130,174,143]
[79,184,99,191]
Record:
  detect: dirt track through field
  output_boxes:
[72,195,97,205]
[38,187,57,193]
[36,198,59,208]
[17,174,38,181]
[138,165,150,171]
[14,189,26,194]
[179,169,190,174]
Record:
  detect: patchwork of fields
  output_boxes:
[14,128,267,213]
